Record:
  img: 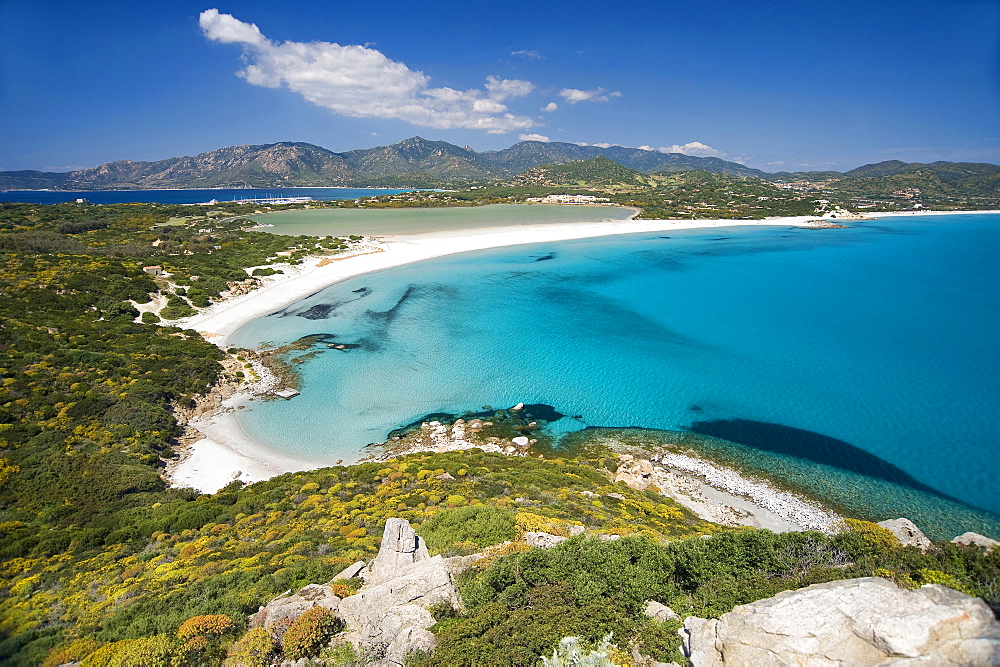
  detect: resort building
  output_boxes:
[525,194,611,204]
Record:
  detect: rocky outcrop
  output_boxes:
[644,600,679,623]
[613,452,840,533]
[878,517,932,551]
[338,519,460,665]
[333,560,368,581]
[680,577,1000,665]
[952,532,1000,550]
[248,584,342,640]
[369,414,536,461]
[524,531,569,549]
[366,518,431,586]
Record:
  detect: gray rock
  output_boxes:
[680,577,1000,665]
[614,470,646,490]
[366,518,430,585]
[512,436,530,447]
[568,524,586,536]
[385,622,437,665]
[339,557,459,661]
[878,517,933,551]
[634,459,654,476]
[248,583,341,640]
[332,560,368,581]
[644,599,679,623]
[952,531,1000,550]
[524,531,569,549]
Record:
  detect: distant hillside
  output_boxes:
[0,142,354,190]
[1,137,766,190]
[482,140,767,178]
[339,136,495,179]
[509,156,654,188]
[829,160,1000,199]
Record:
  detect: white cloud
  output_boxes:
[541,102,558,112]
[511,49,542,59]
[485,75,534,101]
[519,133,551,142]
[592,142,614,148]
[558,87,622,104]
[200,9,537,133]
[638,145,654,151]
[659,141,724,157]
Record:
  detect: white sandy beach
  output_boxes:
[179,214,824,348]
[166,209,986,511]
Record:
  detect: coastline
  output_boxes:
[165,208,990,534]
[177,213,825,348]
[166,211,852,531]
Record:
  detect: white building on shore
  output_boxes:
[525,194,611,204]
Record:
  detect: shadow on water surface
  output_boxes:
[688,418,957,501]
[275,287,372,320]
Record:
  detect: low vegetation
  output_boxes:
[2,185,998,664]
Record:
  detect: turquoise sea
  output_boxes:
[231,213,1000,539]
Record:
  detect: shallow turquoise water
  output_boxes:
[232,214,1000,538]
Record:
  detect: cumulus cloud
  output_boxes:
[485,76,534,101]
[659,141,724,157]
[519,133,551,142]
[200,9,537,132]
[511,49,542,59]
[541,102,558,112]
[559,87,622,104]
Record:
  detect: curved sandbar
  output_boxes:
[181,213,826,348]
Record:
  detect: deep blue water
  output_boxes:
[231,214,1000,538]
[0,187,411,205]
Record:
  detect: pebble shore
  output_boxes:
[653,451,842,533]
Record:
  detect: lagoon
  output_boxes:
[246,203,636,236]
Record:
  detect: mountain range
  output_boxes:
[0,137,766,190]
[2,137,998,194]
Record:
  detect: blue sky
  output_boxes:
[2,0,998,172]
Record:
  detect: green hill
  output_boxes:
[509,156,654,188]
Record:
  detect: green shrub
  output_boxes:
[420,505,517,555]
[160,294,196,319]
[177,613,235,640]
[79,635,175,666]
[42,638,105,667]
[224,628,275,667]
[320,641,360,665]
[281,608,338,660]
[140,311,159,324]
